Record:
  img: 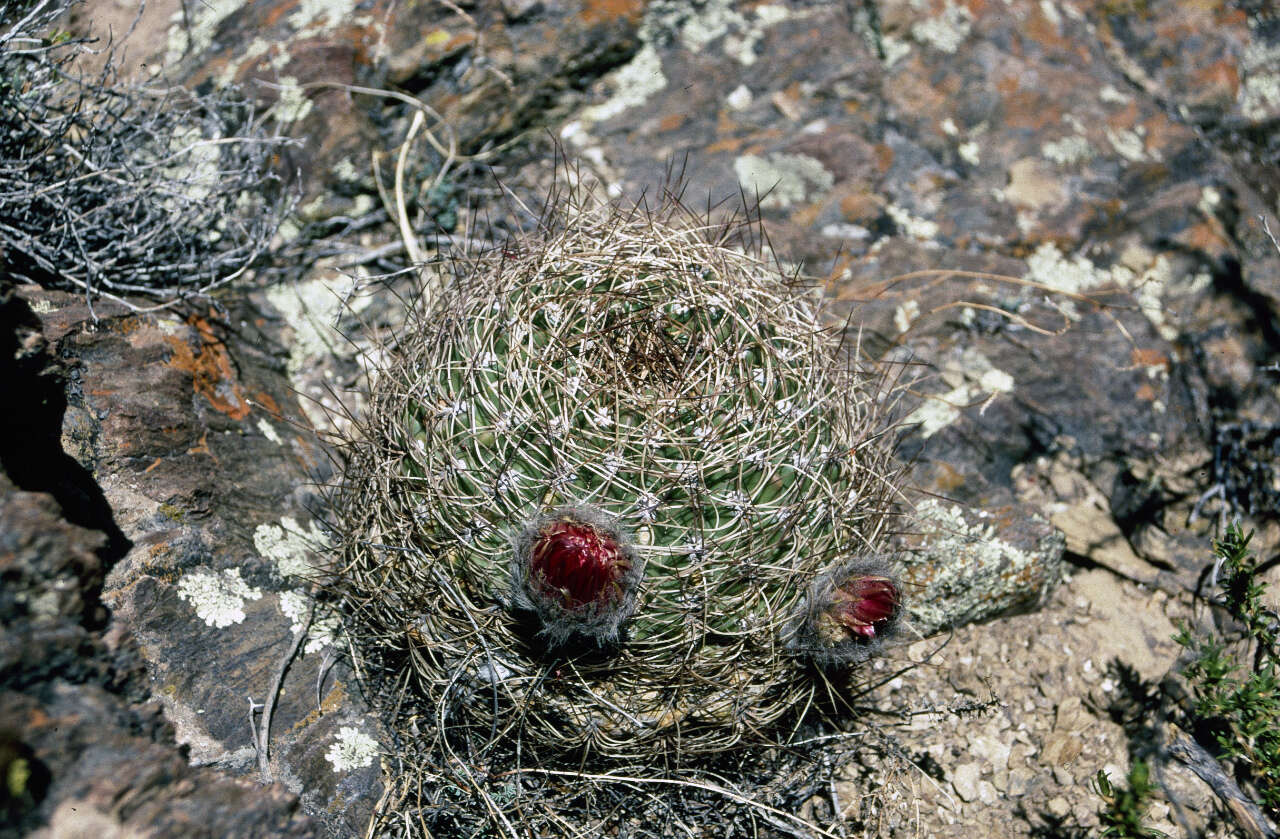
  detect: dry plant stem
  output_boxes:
[1,1,295,307]
[257,603,313,783]
[1164,724,1277,839]
[511,768,845,839]
[395,111,428,267]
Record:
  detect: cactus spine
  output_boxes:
[338,184,903,759]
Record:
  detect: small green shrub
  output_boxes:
[1093,760,1167,839]
[1174,524,1280,820]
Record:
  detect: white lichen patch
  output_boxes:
[1240,38,1280,120]
[1026,242,1186,340]
[910,1,973,54]
[1100,85,1130,105]
[271,77,313,123]
[278,590,340,654]
[325,726,379,772]
[166,0,242,63]
[254,516,330,579]
[906,348,1015,437]
[726,84,753,111]
[1038,0,1062,28]
[895,299,921,334]
[582,44,667,123]
[288,0,365,30]
[1198,186,1222,216]
[29,298,56,314]
[176,569,264,628]
[958,140,981,165]
[733,153,833,209]
[881,34,912,66]
[1024,241,1117,297]
[256,418,283,445]
[265,275,360,377]
[941,118,959,136]
[1105,126,1154,163]
[887,204,939,242]
[1042,135,1094,166]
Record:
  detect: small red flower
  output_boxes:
[512,504,641,645]
[829,576,899,639]
[529,518,629,612]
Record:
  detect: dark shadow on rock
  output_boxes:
[0,288,130,611]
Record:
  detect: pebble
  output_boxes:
[951,762,983,802]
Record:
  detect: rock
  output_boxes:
[12,286,377,833]
[19,0,1280,835]
[72,0,647,214]
[1067,569,1181,681]
[951,761,982,803]
[0,289,315,837]
[897,500,1066,635]
[1039,731,1084,769]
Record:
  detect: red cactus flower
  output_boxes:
[529,517,629,612]
[829,575,899,639]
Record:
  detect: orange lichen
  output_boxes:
[580,0,644,25]
[165,317,251,421]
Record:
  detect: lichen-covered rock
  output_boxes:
[12,286,381,833]
[896,501,1066,636]
[0,288,315,838]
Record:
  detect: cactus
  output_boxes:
[336,183,904,759]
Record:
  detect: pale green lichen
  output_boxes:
[278,590,340,654]
[325,726,379,772]
[910,1,973,54]
[271,77,313,123]
[176,568,263,628]
[254,516,329,579]
[733,153,833,209]
[725,84,753,111]
[582,44,666,123]
[1240,36,1280,121]
[958,141,980,165]
[288,0,364,30]
[1100,85,1130,105]
[881,34,912,66]
[265,276,360,377]
[906,347,1015,438]
[895,299,921,334]
[1038,0,1062,28]
[886,204,939,241]
[1198,186,1222,216]
[1026,242,1184,339]
[166,0,243,63]
[1042,135,1094,166]
[902,499,1062,634]
[1105,126,1154,163]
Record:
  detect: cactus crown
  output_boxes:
[337,181,904,760]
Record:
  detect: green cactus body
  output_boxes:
[342,195,899,758]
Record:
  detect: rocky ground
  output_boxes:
[4,0,1279,836]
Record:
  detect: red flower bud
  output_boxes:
[512,505,641,645]
[830,576,898,639]
[787,558,902,666]
[529,518,629,611]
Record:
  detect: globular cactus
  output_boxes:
[337,181,904,759]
